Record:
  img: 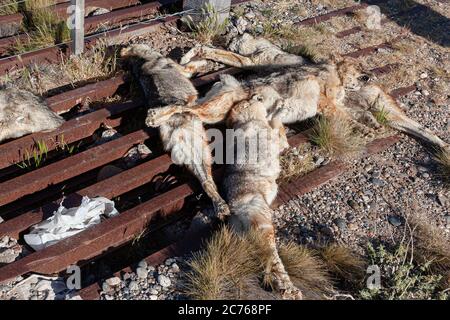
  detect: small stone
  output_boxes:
[149,295,158,300]
[421,172,430,179]
[136,267,148,279]
[420,72,428,79]
[138,260,148,269]
[102,282,111,293]
[149,288,159,295]
[370,178,385,186]
[437,193,448,207]
[128,281,139,292]
[170,263,180,273]
[422,90,429,96]
[235,17,248,34]
[0,216,3,224]
[105,277,121,287]
[165,258,175,266]
[388,215,403,227]
[334,218,347,231]
[347,199,360,210]
[444,215,450,225]
[122,273,131,281]
[157,275,171,288]
[315,156,325,166]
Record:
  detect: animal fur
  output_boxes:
[120,44,230,220]
[223,86,301,299]
[0,87,64,143]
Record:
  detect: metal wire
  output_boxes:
[0,5,230,61]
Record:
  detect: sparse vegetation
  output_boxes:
[434,148,450,185]
[283,42,320,63]
[183,227,336,300]
[183,3,229,44]
[8,0,69,54]
[279,145,315,182]
[359,216,450,300]
[310,115,362,156]
[0,0,19,15]
[17,140,49,169]
[318,244,366,286]
[1,39,120,95]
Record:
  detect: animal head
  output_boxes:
[335,57,363,91]
[227,96,268,126]
[328,54,364,91]
[120,44,162,64]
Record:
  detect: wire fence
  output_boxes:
[0,4,229,61]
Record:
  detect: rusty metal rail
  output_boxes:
[0,0,141,27]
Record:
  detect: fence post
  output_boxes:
[183,0,231,25]
[70,0,85,55]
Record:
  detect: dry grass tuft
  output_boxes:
[0,0,19,15]
[318,244,366,286]
[309,116,362,156]
[183,227,269,300]
[279,242,335,299]
[408,215,450,275]
[279,145,315,182]
[9,0,69,54]
[183,3,228,44]
[1,40,120,95]
[183,227,335,300]
[283,42,320,63]
[434,148,450,185]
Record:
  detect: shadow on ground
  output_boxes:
[363,0,449,47]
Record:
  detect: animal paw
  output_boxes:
[180,45,202,65]
[281,286,303,300]
[215,201,231,221]
[145,109,161,127]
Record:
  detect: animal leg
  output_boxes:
[162,119,230,220]
[360,85,449,150]
[146,105,185,127]
[181,45,255,68]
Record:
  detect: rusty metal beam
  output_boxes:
[45,76,126,114]
[0,101,138,170]
[0,184,194,283]
[0,130,152,207]
[0,154,172,239]
[343,36,401,58]
[296,4,368,26]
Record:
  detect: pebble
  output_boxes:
[437,193,448,207]
[138,260,148,269]
[128,281,139,292]
[370,178,385,186]
[420,72,428,79]
[347,199,359,210]
[136,267,148,279]
[334,218,347,231]
[149,295,158,300]
[171,263,180,273]
[157,275,171,288]
[0,216,3,224]
[387,215,403,227]
[105,277,121,287]
[444,215,450,225]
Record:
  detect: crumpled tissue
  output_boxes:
[24,196,118,251]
